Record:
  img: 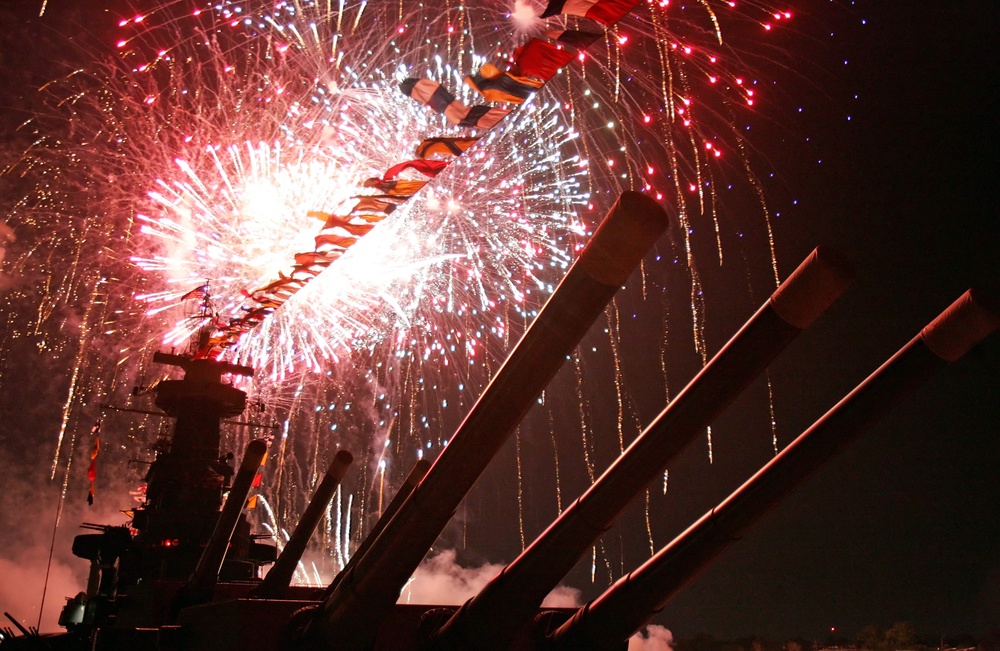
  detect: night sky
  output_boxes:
[0,0,997,643]
[650,2,999,640]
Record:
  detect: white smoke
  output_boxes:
[400,549,581,606]
[401,550,672,648]
[541,583,585,608]
[401,549,501,604]
[0,550,84,634]
[0,446,131,635]
[629,625,675,650]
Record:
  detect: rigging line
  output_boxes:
[39,449,73,630]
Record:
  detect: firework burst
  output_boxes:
[2,0,800,588]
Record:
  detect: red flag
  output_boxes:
[87,421,101,505]
[307,211,379,234]
[294,251,341,267]
[251,296,286,309]
[381,159,449,180]
[362,178,427,197]
[510,38,575,82]
[249,273,306,296]
[315,233,358,249]
[351,197,399,215]
[351,213,389,224]
[250,452,267,490]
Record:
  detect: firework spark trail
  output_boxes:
[49,278,103,478]
[3,0,801,587]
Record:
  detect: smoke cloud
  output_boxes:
[400,550,672,648]
[629,624,675,650]
[400,549,582,606]
[0,547,84,634]
[400,549,502,604]
[0,440,133,635]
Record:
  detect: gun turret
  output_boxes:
[548,288,1000,650]
[427,246,855,649]
[300,191,671,650]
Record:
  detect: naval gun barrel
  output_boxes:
[183,439,268,604]
[321,458,431,599]
[428,246,855,650]
[302,192,670,650]
[548,288,1000,651]
[254,450,354,599]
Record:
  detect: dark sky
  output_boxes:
[650,1,1000,641]
[0,0,997,643]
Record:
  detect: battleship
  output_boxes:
[1,192,997,650]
